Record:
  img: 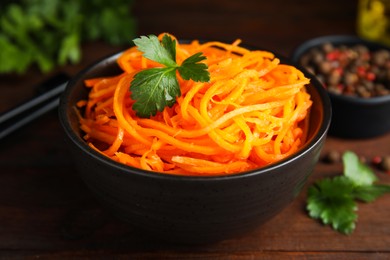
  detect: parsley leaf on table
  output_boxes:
[306,151,390,235]
[130,34,210,118]
[343,150,377,186]
[352,184,390,203]
[307,176,357,234]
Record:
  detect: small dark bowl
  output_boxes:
[291,35,390,139]
[59,49,331,244]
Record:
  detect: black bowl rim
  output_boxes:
[291,34,390,105]
[59,43,331,182]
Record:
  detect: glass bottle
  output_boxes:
[357,0,390,46]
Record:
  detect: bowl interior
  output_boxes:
[59,50,331,178]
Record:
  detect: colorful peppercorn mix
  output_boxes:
[300,42,390,98]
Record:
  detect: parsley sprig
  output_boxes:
[130,34,210,118]
[307,151,390,235]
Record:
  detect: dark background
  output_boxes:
[2,1,390,259]
[133,0,358,56]
[1,0,358,112]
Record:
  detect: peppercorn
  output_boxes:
[328,70,341,85]
[313,52,324,64]
[322,42,334,53]
[344,72,358,85]
[373,49,390,66]
[379,156,390,172]
[355,45,369,55]
[372,155,382,165]
[323,150,341,164]
[319,61,332,75]
[375,84,390,96]
[357,86,370,98]
[300,43,390,98]
[328,85,342,95]
[363,80,375,91]
[344,85,355,95]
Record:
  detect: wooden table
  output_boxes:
[1,1,389,259]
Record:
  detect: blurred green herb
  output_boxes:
[0,0,136,74]
[306,151,390,235]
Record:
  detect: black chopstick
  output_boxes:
[0,74,70,140]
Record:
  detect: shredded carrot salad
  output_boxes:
[77,34,312,176]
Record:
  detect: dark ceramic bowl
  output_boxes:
[291,35,390,139]
[59,49,331,244]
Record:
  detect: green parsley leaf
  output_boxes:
[161,34,177,63]
[131,67,179,117]
[130,34,210,118]
[343,151,377,186]
[133,34,177,67]
[306,151,390,235]
[178,52,210,82]
[353,184,390,202]
[307,176,357,234]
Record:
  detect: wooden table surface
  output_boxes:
[1,1,390,259]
